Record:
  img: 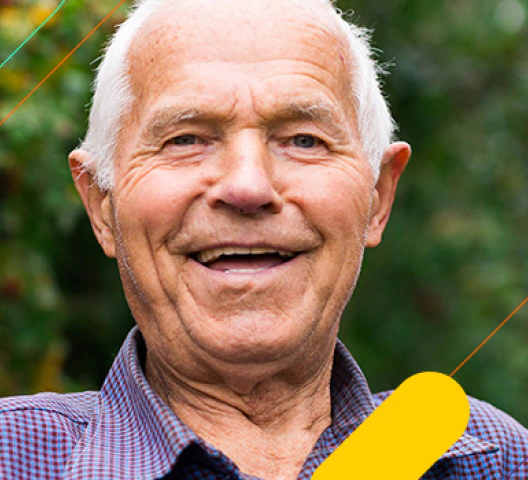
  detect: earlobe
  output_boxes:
[366,142,411,248]
[69,150,117,258]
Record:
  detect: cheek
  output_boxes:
[117,168,201,236]
[286,165,374,245]
[111,169,204,311]
[285,166,373,321]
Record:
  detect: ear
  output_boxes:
[69,149,117,258]
[366,142,411,248]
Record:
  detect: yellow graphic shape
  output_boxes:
[312,372,470,480]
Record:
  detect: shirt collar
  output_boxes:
[329,339,377,439]
[65,327,498,479]
[440,433,497,460]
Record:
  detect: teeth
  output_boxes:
[196,247,295,264]
[225,268,267,274]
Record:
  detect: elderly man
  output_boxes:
[1,0,527,478]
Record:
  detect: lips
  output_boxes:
[192,246,298,273]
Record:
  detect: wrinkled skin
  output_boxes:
[70,0,410,478]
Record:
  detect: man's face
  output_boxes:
[73,0,408,377]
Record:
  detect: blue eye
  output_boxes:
[292,135,319,148]
[170,134,201,145]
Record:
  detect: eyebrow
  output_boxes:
[141,107,203,145]
[140,101,351,145]
[267,102,351,140]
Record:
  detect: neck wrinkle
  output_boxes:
[146,348,334,435]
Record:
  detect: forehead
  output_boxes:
[126,0,353,123]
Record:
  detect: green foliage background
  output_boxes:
[1,0,527,426]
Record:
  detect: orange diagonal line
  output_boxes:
[450,295,528,377]
[0,0,127,128]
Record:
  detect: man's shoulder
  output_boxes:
[373,389,527,434]
[464,396,527,467]
[373,389,527,443]
[0,390,98,426]
[373,390,528,477]
[0,391,99,478]
[447,396,527,477]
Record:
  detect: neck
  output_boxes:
[145,339,336,479]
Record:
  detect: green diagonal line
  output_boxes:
[0,0,66,70]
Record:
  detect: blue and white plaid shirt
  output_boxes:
[1,327,527,479]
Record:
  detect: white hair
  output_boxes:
[79,0,395,191]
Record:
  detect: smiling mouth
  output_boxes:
[191,247,298,273]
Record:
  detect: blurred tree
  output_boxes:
[0,0,131,394]
[0,0,526,426]
[338,0,528,424]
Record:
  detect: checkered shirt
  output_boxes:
[1,327,527,479]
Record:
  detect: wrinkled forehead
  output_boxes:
[126,0,352,106]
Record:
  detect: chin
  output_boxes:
[191,312,314,365]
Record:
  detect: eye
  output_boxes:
[291,134,321,149]
[167,134,205,146]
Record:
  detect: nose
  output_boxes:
[206,131,283,215]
